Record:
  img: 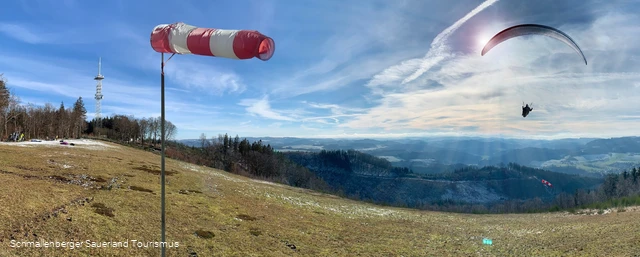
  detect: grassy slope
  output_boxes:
[0,141,639,256]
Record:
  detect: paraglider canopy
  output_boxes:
[481,24,587,65]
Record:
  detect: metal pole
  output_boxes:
[160,52,167,257]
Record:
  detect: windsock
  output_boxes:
[150,22,275,61]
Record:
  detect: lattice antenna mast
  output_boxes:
[94,57,104,121]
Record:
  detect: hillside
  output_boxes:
[2,140,640,256]
[284,150,603,208]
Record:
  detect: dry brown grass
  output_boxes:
[0,140,639,256]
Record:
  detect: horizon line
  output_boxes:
[175,134,637,141]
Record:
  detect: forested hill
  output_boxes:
[421,163,600,187]
[284,150,599,185]
[284,150,411,177]
[283,150,603,209]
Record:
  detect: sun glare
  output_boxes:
[477,35,491,49]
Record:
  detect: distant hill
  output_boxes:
[283,150,602,207]
[180,136,640,177]
[580,137,640,154]
[483,147,570,166]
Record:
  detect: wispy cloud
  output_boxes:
[367,0,500,90]
[167,87,190,93]
[266,1,440,99]
[0,22,110,45]
[2,0,639,139]
[239,96,296,121]
[343,7,640,138]
[0,23,45,44]
[402,0,501,84]
[0,52,224,123]
[298,101,367,124]
[164,58,246,96]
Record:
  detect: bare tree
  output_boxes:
[0,75,10,138]
[40,103,53,138]
[138,118,150,146]
[199,133,207,148]
[165,120,177,141]
[148,117,159,144]
[0,74,9,111]
[1,93,20,139]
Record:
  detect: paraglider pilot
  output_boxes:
[522,103,533,118]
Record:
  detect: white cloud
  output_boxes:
[5,0,640,140]
[167,87,191,93]
[239,96,296,121]
[110,44,247,97]
[299,101,367,124]
[268,2,437,99]
[164,58,246,96]
[0,23,44,44]
[367,0,500,89]
[306,102,367,114]
[343,9,640,138]
[0,22,106,45]
[0,54,225,125]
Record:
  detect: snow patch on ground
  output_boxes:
[180,163,204,173]
[180,162,405,219]
[565,206,640,216]
[0,139,116,150]
[207,171,245,183]
[180,163,245,183]
[178,162,407,219]
[264,193,403,218]
[251,179,285,187]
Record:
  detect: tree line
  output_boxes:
[87,116,177,146]
[0,75,88,140]
[162,133,332,192]
[0,74,177,144]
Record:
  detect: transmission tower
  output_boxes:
[94,57,104,121]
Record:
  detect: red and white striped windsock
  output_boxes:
[150,22,275,61]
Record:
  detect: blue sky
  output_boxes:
[1,0,639,140]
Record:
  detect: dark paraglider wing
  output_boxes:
[481,24,587,65]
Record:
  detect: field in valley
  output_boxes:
[0,140,638,256]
